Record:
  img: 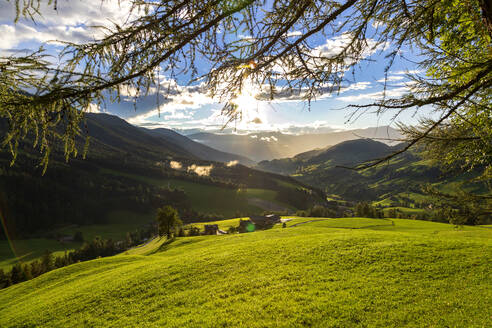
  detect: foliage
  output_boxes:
[156,205,182,238]
[354,202,384,218]
[295,205,339,218]
[1,0,490,174]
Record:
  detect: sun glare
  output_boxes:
[230,81,268,129]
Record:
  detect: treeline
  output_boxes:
[0,225,154,289]
[0,156,189,238]
[353,202,490,225]
[294,203,352,218]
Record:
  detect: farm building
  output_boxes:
[204,224,219,235]
[239,214,281,232]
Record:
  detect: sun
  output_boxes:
[230,81,267,128]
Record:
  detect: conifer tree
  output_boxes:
[1,0,490,180]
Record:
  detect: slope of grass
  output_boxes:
[0,239,81,271]
[0,211,154,271]
[100,169,295,216]
[185,218,244,231]
[1,218,491,327]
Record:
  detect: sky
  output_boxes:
[0,0,433,135]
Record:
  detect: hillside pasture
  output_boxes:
[1,218,491,327]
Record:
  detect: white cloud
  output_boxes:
[170,161,182,170]
[286,31,302,37]
[0,0,141,49]
[126,80,214,125]
[337,86,411,102]
[187,164,213,176]
[376,75,405,83]
[392,70,422,75]
[86,103,102,113]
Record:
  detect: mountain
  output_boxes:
[145,127,254,166]
[255,138,488,205]
[83,113,254,165]
[0,113,323,238]
[256,139,392,175]
[189,126,402,162]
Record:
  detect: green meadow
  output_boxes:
[101,169,288,216]
[0,210,153,271]
[1,218,491,327]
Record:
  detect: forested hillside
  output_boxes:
[256,139,489,216]
[0,114,323,239]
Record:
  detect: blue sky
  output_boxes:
[1,0,432,135]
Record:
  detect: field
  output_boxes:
[101,168,289,215]
[0,210,153,271]
[0,239,80,271]
[1,218,491,327]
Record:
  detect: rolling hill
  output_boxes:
[255,138,488,206]
[1,217,491,327]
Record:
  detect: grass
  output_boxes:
[186,218,244,231]
[1,218,491,327]
[382,207,426,215]
[100,168,288,216]
[0,239,80,271]
[0,210,153,271]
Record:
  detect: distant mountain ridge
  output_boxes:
[256,139,393,175]
[254,138,487,205]
[145,127,254,166]
[83,113,254,166]
[189,126,402,162]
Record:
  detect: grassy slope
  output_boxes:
[101,168,286,215]
[1,218,491,327]
[0,239,81,271]
[0,210,153,270]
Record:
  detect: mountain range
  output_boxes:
[0,113,323,238]
[82,114,254,166]
[188,126,402,162]
[255,138,487,206]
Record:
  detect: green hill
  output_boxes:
[0,114,325,271]
[1,218,491,327]
[0,113,323,237]
[256,139,489,207]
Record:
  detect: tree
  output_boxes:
[74,231,84,243]
[156,205,182,238]
[1,0,490,177]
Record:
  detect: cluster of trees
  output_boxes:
[295,205,339,218]
[0,233,142,289]
[156,206,183,239]
[276,187,323,210]
[354,202,385,218]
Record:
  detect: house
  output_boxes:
[265,214,281,222]
[239,214,281,232]
[238,219,255,233]
[204,224,219,235]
